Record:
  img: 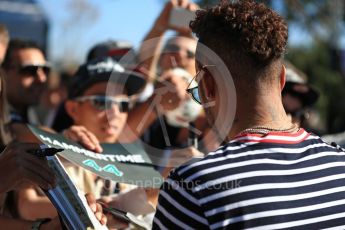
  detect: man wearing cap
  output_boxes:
[14,57,144,228]
[51,40,135,132]
[65,57,146,145]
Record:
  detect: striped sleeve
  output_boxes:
[153,171,209,230]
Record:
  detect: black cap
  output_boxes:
[86,40,133,62]
[68,57,146,99]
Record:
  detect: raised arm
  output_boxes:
[137,0,197,81]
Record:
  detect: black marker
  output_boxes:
[99,202,130,223]
[27,148,64,157]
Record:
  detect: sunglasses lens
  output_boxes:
[187,87,201,105]
[187,50,195,59]
[165,44,195,59]
[91,98,107,110]
[119,101,129,112]
[90,97,129,112]
[19,65,50,76]
[42,66,51,76]
[20,66,37,76]
[192,88,201,104]
[165,44,179,53]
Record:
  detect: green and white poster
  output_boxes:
[29,125,164,188]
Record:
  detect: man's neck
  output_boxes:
[227,90,292,140]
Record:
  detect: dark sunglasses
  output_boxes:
[164,44,195,59]
[186,65,216,105]
[74,95,131,112]
[18,64,51,76]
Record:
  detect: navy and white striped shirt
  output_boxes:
[153,129,345,229]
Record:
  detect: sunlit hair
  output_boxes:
[190,0,288,84]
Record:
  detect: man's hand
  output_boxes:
[161,146,203,178]
[167,146,204,168]
[0,142,56,193]
[97,199,129,230]
[63,125,103,153]
[154,0,198,34]
[155,69,190,112]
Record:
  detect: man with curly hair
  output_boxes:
[153,0,345,229]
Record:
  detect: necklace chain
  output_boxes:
[238,123,298,136]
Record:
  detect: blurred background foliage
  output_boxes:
[196,0,345,134]
[3,0,344,134]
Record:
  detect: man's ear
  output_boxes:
[65,100,78,122]
[280,65,286,91]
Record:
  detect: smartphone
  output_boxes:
[169,7,195,29]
